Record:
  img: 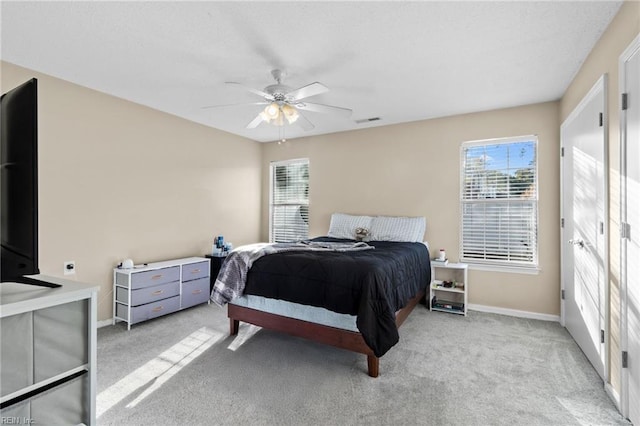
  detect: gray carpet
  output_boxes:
[96,303,629,425]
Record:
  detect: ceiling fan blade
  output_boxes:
[226,82,274,100]
[295,112,315,131]
[201,101,268,110]
[286,82,329,101]
[294,102,352,118]
[246,113,264,129]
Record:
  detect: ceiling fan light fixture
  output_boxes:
[282,104,299,124]
[260,102,299,127]
[264,102,280,119]
[259,111,271,123]
[274,113,285,126]
[227,69,349,132]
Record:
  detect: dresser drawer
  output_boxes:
[116,281,180,307]
[129,266,180,290]
[30,373,87,425]
[182,261,209,282]
[116,295,180,324]
[0,312,33,398]
[181,277,210,309]
[33,300,88,383]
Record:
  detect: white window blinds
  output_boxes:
[270,158,309,243]
[460,136,538,268]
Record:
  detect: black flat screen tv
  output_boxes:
[1,78,59,287]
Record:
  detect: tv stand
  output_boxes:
[0,276,98,425]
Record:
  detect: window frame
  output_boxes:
[459,135,539,273]
[269,158,310,243]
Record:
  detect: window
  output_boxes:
[270,158,309,243]
[460,136,538,269]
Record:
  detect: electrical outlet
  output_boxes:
[64,261,76,275]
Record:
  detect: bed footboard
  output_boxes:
[227,289,424,378]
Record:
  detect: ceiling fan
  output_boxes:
[204,69,352,131]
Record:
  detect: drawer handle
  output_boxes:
[152,306,164,312]
[191,269,201,274]
[152,290,164,295]
[151,274,162,280]
[192,289,202,295]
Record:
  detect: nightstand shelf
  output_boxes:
[429,263,468,316]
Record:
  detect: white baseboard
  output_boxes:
[605,382,621,412]
[468,303,560,322]
[97,318,114,328]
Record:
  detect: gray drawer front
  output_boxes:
[181,277,210,309]
[34,300,88,383]
[117,281,180,306]
[30,373,87,425]
[130,266,180,289]
[0,312,33,398]
[117,295,180,324]
[0,399,29,419]
[182,261,209,282]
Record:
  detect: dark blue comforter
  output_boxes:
[244,237,431,357]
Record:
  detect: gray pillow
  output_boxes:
[327,213,374,240]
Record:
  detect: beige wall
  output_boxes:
[560,0,640,401]
[1,61,262,322]
[262,101,561,316]
[3,1,635,382]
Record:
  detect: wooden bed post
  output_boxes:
[230,318,239,335]
[367,355,379,378]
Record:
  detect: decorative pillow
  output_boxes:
[327,213,374,240]
[369,215,426,242]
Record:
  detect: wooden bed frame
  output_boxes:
[227,289,425,377]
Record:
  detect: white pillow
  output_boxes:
[369,216,426,242]
[327,213,374,240]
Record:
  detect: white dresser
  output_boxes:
[0,276,98,425]
[113,257,210,330]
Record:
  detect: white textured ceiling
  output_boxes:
[1,1,623,143]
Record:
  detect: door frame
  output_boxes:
[560,73,609,384]
[619,32,640,423]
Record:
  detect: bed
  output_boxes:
[212,214,430,377]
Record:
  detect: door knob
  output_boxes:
[568,239,585,248]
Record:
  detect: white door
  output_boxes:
[561,75,607,381]
[620,34,640,426]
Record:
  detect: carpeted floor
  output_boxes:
[96,303,630,425]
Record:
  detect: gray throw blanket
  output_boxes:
[210,241,373,306]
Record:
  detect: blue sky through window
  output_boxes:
[466,141,535,175]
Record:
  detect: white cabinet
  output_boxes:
[0,276,98,425]
[429,263,468,316]
[113,257,210,329]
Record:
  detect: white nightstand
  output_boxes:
[429,262,468,316]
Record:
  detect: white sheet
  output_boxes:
[229,295,359,332]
